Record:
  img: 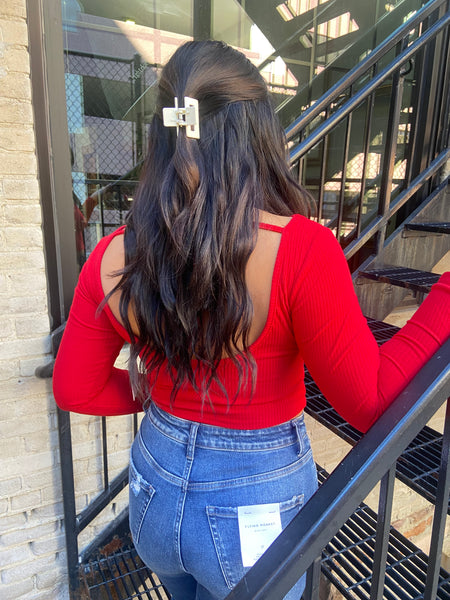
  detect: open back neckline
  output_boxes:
[98,215,299,350]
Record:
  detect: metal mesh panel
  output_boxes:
[64,51,158,262]
[80,543,170,600]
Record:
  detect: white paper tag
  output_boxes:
[237,503,282,567]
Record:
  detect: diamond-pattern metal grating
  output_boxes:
[80,544,170,600]
[359,267,440,294]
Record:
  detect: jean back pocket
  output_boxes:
[206,494,304,589]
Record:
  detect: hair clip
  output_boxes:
[162,97,200,139]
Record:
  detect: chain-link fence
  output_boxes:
[64,50,159,267]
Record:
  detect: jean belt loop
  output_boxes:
[292,419,304,458]
[186,422,199,462]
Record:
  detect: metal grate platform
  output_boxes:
[405,222,450,234]
[305,318,449,513]
[317,467,450,600]
[358,267,440,294]
[79,542,170,600]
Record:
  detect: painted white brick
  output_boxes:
[0,434,23,457]
[0,512,27,535]
[8,295,48,316]
[0,499,8,515]
[0,476,21,497]
[0,250,45,271]
[30,533,66,556]
[24,471,61,496]
[35,569,68,592]
[0,413,51,439]
[0,543,32,569]
[0,97,33,125]
[0,317,15,340]
[2,177,40,200]
[0,2,27,19]
[0,359,19,380]
[29,588,70,600]
[19,356,52,377]
[0,126,35,152]
[0,554,53,585]
[3,226,44,249]
[29,502,64,524]
[1,451,53,479]
[2,203,42,226]
[0,272,7,292]
[0,577,35,599]
[0,392,52,420]
[0,72,31,103]
[6,270,47,296]
[2,46,30,74]
[15,313,50,337]
[0,18,28,46]
[23,429,57,454]
[0,337,50,360]
[10,490,41,513]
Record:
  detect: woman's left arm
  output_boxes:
[53,251,141,416]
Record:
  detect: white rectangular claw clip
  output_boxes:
[163,97,200,139]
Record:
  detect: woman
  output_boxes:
[53,41,450,600]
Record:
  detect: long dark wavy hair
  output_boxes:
[115,40,312,408]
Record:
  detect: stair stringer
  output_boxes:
[353,183,450,320]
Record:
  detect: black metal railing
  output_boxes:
[287,0,449,263]
[224,339,450,600]
[56,408,139,592]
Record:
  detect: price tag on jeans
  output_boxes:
[237,503,282,567]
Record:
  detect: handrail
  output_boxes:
[285,0,448,141]
[225,338,450,599]
[289,9,450,163]
[343,150,449,259]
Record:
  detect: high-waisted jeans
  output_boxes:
[129,403,318,600]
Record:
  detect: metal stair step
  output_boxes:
[305,318,449,513]
[405,222,450,234]
[317,466,450,599]
[80,542,170,599]
[358,267,440,294]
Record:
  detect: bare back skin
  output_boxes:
[100,210,291,348]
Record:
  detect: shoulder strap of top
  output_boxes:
[259,222,285,234]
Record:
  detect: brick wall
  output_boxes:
[0,4,138,598]
[0,1,68,597]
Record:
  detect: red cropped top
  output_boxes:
[53,215,450,432]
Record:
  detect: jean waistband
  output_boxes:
[143,402,305,451]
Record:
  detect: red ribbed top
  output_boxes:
[53,215,450,432]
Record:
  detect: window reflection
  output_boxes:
[61,0,406,270]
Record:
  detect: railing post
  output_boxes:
[56,407,80,594]
[304,556,321,600]
[370,465,396,600]
[376,40,406,255]
[424,398,450,600]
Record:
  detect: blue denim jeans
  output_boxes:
[129,404,318,600]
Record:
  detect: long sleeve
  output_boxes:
[53,235,142,416]
[290,223,450,432]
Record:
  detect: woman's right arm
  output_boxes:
[290,223,450,432]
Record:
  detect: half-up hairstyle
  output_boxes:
[116,40,312,407]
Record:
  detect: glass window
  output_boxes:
[60,0,410,270]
